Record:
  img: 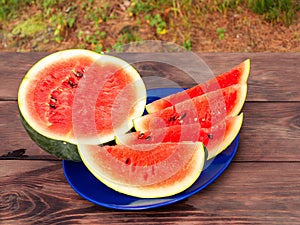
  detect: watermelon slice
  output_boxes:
[18,49,146,161]
[78,142,206,198]
[146,59,250,113]
[117,114,243,160]
[134,84,247,131]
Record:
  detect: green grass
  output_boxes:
[216,27,227,40]
[11,14,46,38]
[0,0,299,51]
[248,0,300,25]
[0,0,31,21]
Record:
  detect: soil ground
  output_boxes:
[0,1,299,52]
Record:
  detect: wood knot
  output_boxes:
[1,192,20,211]
[291,114,300,130]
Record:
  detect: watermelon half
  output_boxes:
[18,49,146,161]
[146,59,250,113]
[78,142,206,198]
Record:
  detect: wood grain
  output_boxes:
[1,101,299,162]
[1,161,299,224]
[0,52,299,101]
[0,101,57,160]
[1,52,299,224]
[239,102,300,161]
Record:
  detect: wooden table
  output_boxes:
[1,52,299,224]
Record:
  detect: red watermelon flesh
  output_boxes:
[117,114,243,159]
[19,50,146,146]
[146,59,250,113]
[34,62,135,137]
[78,142,204,187]
[78,141,206,198]
[134,84,247,131]
[32,58,92,136]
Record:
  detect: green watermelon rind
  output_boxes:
[18,49,147,146]
[17,49,147,161]
[207,113,243,160]
[20,112,81,161]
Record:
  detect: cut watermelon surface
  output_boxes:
[78,142,206,198]
[18,49,146,160]
[146,59,250,113]
[74,58,250,198]
[117,114,243,160]
[134,84,247,132]
[18,52,249,199]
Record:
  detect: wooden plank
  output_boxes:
[1,101,300,162]
[0,52,48,100]
[0,101,57,160]
[1,160,299,224]
[239,102,300,162]
[0,52,299,101]
[199,53,300,102]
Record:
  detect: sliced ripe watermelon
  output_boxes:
[134,84,247,132]
[146,59,250,113]
[18,49,146,161]
[78,142,206,198]
[117,114,243,160]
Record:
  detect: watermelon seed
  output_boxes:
[68,79,78,88]
[145,136,152,140]
[180,112,187,120]
[72,70,84,78]
[49,103,56,109]
[75,71,83,78]
[50,96,57,102]
[179,112,187,123]
[138,131,152,140]
[169,115,179,122]
[125,158,131,165]
[138,132,145,139]
[208,133,214,139]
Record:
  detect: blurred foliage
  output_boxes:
[248,0,300,25]
[0,0,299,51]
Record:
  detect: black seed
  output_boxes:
[49,103,56,109]
[168,115,179,122]
[125,158,131,164]
[208,133,214,139]
[138,133,145,139]
[180,112,187,120]
[68,79,77,88]
[145,136,152,140]
[50,96,57,102]
[75,71,83,78]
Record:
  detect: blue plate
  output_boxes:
[63,88,240,210]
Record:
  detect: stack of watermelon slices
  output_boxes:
[118,59,250,160]
[79,58,250,198]
[18,50,250,199]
